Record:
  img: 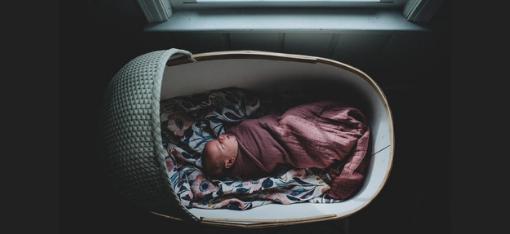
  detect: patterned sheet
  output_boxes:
[160,88,342,210]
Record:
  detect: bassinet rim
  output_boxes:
[155,49,395,228]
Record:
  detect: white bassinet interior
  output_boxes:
[160,56,393,225]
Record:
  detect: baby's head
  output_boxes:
[203,133,239,177]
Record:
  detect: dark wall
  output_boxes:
[60,1,450,233]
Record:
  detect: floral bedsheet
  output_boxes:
[160,88,342,210]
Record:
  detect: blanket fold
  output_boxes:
[226,101,370,199]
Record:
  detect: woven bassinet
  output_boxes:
[104,48,394,228]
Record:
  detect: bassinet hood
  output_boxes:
[104,49,198,221]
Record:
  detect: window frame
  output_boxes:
[169,0,409,10]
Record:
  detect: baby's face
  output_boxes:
[204,133,239,175]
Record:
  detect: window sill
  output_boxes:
[144,9,426,32]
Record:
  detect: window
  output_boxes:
[138,0,420,24]
[170,0,408,9]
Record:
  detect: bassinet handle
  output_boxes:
[166,48,196,65]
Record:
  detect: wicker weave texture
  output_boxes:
[104,49,197,220]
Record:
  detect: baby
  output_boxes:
[202,133,239,177]
[202,101,371,199]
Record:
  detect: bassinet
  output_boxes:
[104,48,394,228]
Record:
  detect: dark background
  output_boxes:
[60,1,451,233]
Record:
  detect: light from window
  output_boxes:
[171,0,404,9]
[194,0,382,2]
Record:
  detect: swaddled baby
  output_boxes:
[202,100,371,200]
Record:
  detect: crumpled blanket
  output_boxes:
[225,101,371,200]
[160,88,370,210]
